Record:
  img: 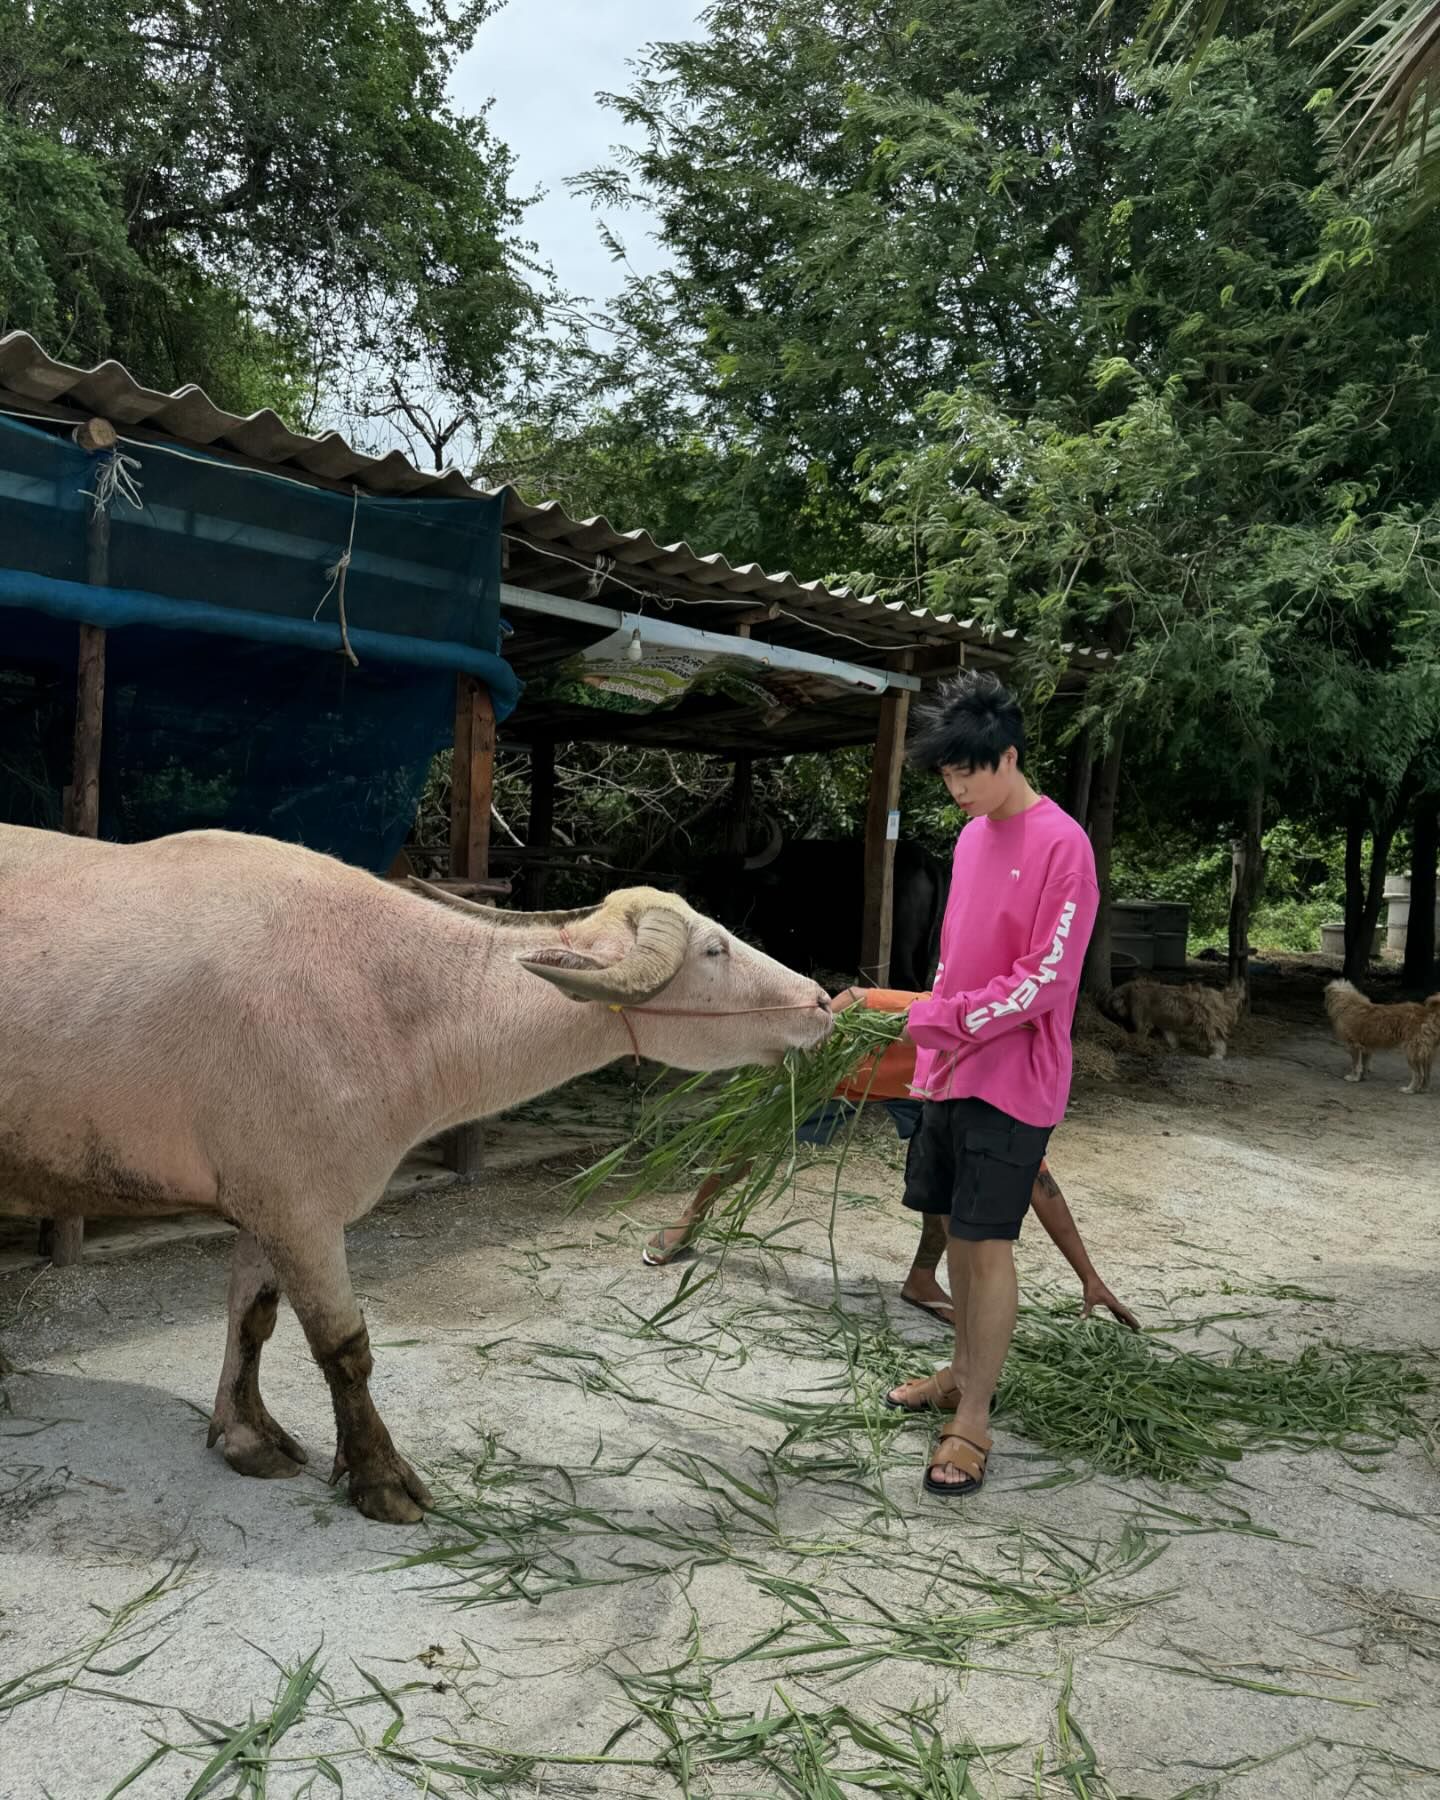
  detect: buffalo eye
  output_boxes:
[705,940,729,958]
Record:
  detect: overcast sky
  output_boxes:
[453,2,706,307]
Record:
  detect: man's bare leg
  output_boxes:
[887,1216,970,1408]
[930,1235,1016,1487]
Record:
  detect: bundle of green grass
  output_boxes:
[573,1004,906,1222]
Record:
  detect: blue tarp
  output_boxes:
[0,567,519,702]
[0,412,517,871]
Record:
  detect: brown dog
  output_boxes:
[1324,980,1440,1094]
[1108,977,1245,1060]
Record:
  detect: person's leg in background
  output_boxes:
[643,1099,857,1266]
[884,1100,958,1327]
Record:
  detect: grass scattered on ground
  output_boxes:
[0,1557,195,1723]
[688,1289,1432,1489]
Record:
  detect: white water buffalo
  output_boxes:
[0,825,832,1520]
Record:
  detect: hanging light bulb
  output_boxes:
[625,628,644,663]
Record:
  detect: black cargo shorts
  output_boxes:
[900,1097,1052,1242]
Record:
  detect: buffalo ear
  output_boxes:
[514,946,607,1005]
[518,947,605,973]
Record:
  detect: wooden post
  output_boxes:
[724,754,754,857]
[1343,797,1367,974]
[1063,724,1093,828]
[723,615,757,862]
[444,675,496,1175]
[1344,776,1414,983]
[47,420,117,1266]
[525,739,556,908]
[860,667,913,987]
[1226,774,1266,992]
[449,675,495,882]
[70,624,106,842]
[1081,724,1125,995]
[1403,795,1438,989]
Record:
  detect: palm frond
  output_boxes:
[1096,0,1440,203]
[1304,0,1440,173]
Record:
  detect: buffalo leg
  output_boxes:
[208,1232,308,1479]
[265,1227,433,1524]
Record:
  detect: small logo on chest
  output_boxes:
[1010,868,1022,881]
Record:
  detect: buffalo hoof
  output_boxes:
[215,1424,307,1480]
[350,1477,428,1524]
[208,1409,308,1479]
[330,1444,434,1523]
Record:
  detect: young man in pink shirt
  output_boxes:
[884,672,1099,1498]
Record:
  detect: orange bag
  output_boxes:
[831,989,1051,1176]
[833,988,922,1103]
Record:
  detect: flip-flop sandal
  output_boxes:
[901,1294,955,1328]
[923,1428,990,1499]
[642,1236,693,1268]
[883,1368,960,1414]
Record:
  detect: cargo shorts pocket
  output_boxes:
[955,1123,1051,1233]
[900,1103,957,1214]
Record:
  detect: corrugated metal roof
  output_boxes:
[0,331,1111,674]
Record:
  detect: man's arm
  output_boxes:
[907,878,1098,1052]
[1030,1165,1139,1330]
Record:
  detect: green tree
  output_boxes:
[0,0,539,416]
[567,2,1440,982]
[1116,0,1440,201]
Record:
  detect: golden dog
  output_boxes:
[1109,977,1245,1060]
[1324,980,1440,1094]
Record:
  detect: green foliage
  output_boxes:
[0,0,539,415]
[570,3,1440,788]
[1112,818,1350,951]
[0,113,142,354]
[481,403,861,581]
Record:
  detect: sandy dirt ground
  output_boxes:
[1,967,1438,1798]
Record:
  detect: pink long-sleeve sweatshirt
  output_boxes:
[907,796,1098,1127]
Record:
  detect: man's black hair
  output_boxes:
[907,670,1026,773]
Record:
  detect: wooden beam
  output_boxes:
[72,416,117,455]
[859,665,913,986]
[387,876,511,898]
[504,559,594,597]
[525,738,556,908]
[903,646,969,677]
[449,676,495,881]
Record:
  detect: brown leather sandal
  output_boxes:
[884,1367,961,1414]
[923,1427,990,1498]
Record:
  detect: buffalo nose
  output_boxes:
[815,988,831,1010]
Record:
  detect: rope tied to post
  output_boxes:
[313,485,361,668]
[79,449,144,519]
